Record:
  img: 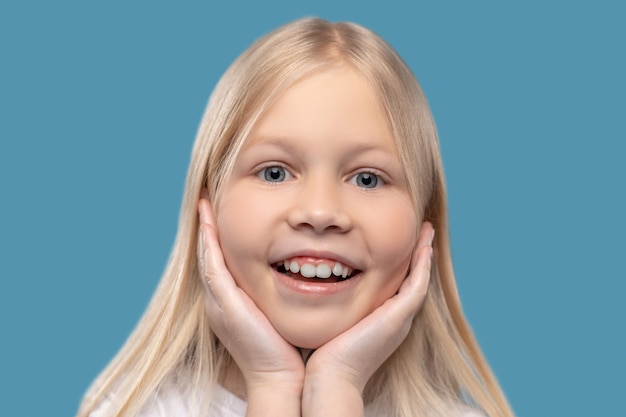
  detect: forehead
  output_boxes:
[244,65,396,153]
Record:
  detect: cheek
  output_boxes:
[367,200,417,281]
[214,189,264,285]
[214,186,285,291]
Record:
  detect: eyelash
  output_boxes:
[255,165,386,189]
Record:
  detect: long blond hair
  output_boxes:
[78,17,514,417]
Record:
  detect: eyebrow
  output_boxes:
[245,135,396,155]
[244,136,298,151]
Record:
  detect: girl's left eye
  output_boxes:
[350,172,384,189]
[257,165,292,182]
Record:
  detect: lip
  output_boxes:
[272,266,362,296]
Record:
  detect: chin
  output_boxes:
[283,332,334,350]
[274,318,350,349]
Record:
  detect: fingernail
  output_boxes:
[430,229,435,245]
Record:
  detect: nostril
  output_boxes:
[287,208,352,234]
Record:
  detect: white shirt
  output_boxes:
[93,384,484,417]
[138,384,247,417]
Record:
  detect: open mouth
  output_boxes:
[272,259,360,283]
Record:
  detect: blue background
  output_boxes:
[1,1,624,416]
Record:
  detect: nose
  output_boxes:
[286,175,353,234]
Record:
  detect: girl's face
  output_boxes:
[216,65,418,349]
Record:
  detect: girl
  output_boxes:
[78,18,515,417]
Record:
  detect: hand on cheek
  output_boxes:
[302,221,434,416]
[197,193,304,409]
[198,190,433,416]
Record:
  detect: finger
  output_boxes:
[196,195,211,282]
[411,221,434,267]
[199,223,242,300]
[197,190,215,274]
[402,221,434,288]
[395,224,434,312]
[198,191,214,226]
[196,196,241,309]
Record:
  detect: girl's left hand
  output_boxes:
[301,221,434,416]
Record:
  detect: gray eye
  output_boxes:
[263,166,287,182]
[354,172,379,188]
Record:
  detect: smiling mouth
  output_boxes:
[272,260,360,283]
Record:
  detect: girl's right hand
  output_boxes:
[197,194,304,414]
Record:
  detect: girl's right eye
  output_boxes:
[257,165,292,183]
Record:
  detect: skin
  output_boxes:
[197,66,434,416]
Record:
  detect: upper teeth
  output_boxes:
[282,259,352,279]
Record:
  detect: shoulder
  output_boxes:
[460,410,485,417]
[365,403,487,417]
[137,384,246,417]
[205,384,247,417]
[455,406,487,417]
[90,384,247,417]
[364,402,484,417]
